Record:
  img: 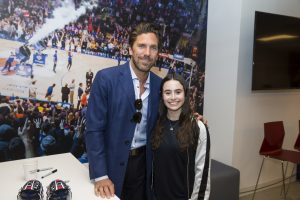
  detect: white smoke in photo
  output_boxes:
[28,0,97,45]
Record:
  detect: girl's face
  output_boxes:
[162,79,185,113]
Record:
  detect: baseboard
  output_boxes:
[239,176,296,197]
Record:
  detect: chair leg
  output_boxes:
[281,161,287,200]
[252,157,265,200]
[284,164,295,197]
[280,162,289,196]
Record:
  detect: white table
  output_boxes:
[0,153,119,200]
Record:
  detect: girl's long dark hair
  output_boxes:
[151,74,199,151]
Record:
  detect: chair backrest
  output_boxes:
[259,121,285,155]
[294,120,300,151]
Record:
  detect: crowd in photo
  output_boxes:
[0,0,203,60]
[190,63,205,113]
[0,65,93,163]
[0,95,88,163]
[0,0,57,42]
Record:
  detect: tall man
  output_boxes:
[85,23,161,200]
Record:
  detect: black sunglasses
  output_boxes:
[131,99,142,123]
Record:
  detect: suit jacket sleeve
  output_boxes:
[85,70,109,179]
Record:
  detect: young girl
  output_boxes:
[151,74,210,200]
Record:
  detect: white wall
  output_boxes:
[204,0,300,191]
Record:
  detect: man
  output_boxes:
[53,50,57,73]
[45,84,56,101]
[61,83,70,103]
[52,34,58,48]
[86,23,161,200]
[0,96,11,116]
[19,44,31,64]
[80,89,89,108]
[77,82,83,110]
[116,51,122,66]
[29,80,37,99]
[66,51,72,71]
[69,79,75,105]
[86,69,94,89]
[1,52,15,72]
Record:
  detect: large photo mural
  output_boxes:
[0,0,208,161]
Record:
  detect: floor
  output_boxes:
[240,181,300,200]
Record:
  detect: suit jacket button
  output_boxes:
[124,140,130,145]
[120,162,125,166]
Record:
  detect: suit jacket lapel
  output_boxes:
[119,62,135,112]
[147,72,160,131]
[147,73,153,124]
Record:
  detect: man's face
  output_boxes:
[129,33,159,73]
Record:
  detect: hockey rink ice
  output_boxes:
[0,39,167,102]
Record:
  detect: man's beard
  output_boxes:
[131,56,155,73]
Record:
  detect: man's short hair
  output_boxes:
[129,22,161,50]
[9,137,25,160]
[41,135,56,155]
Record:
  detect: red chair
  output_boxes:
[284,121,300,195]
[294,121,300,151]
[252,121,300,200]
[284,120,300,195]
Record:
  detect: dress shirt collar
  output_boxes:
[129,62,150,89]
